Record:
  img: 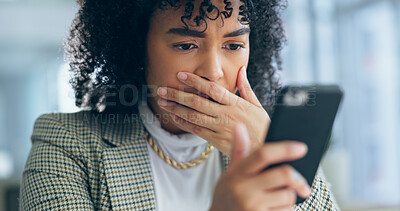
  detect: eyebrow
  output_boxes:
[166,27,251,38]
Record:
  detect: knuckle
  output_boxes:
[236,102,247,112]
[169,104,176,112]
[188,112,199,123]
[174,115,182,124]
[256,147,271,163]
[192,124,202,134]
[208,83,219,97]
[190,96,201,107]
[222,111,235,121]
[168,88,177,99]
[220,90,230,103]
[187,76,195,84]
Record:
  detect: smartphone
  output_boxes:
[263,85,343,204]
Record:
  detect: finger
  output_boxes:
[157,86,222,117]
[237,189,295,211]
[236,66,263,107]
[169,113,216,139]
[231,122,251,164]
[241,164,312,199]
[176,72,239,105]
[263,188,297,208]
[269,206,295,211]
[232,141,308,176]
[158,98,217,130]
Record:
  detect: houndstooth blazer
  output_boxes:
[20,110,340,210]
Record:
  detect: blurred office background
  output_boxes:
[0,0,399,210]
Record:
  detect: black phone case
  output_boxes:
[263,85,343,204]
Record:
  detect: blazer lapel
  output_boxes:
[221,151,231,171]
[100,112,157,210]
[98,111,231,210]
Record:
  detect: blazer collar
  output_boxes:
[99,111,230,166]
[98,111,231,210]
[97,111,143,147]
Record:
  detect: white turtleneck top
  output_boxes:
[138,99,223,211]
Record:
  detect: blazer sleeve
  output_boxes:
[295,167,341,211]
[20,113,95,210]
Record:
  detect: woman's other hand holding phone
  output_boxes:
[209,123,312,211]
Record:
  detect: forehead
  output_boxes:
[150,0,246,32]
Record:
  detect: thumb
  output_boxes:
[237,66,262,107]
[231,122,251,165]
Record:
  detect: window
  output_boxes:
[283,0,400,209]
[57,63,80,113]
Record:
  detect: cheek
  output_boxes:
[223,53,249,93]
[146,40,185,87]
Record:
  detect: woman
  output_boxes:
[20,0,339,210]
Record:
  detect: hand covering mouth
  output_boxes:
[197,92,219,104]
[183,89,220,104]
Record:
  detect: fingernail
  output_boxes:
[158,99,167,107]
[177,72,187,81]
[157,87,167,96]
[292,142,308,154]
[241,66,247,79]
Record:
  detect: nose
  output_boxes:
[193,49,224,82]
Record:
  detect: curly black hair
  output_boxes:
[65,0,287,115]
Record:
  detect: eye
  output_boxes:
[173,43,198,51]
[224,44,245,51]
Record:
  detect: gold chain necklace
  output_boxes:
[143,129,214,169]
